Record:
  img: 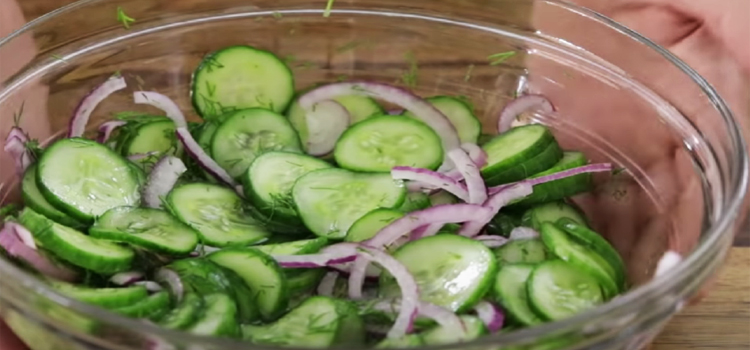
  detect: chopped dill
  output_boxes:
[205,81,217,97]
[0,204,18,219]
[464,64,475,82]
[116,7,135,29]
[611,167,626,176]
[324,0,335,17]
[400,52,418,88]
[488,51,516,66]
[12,101,25,127]
[272,11,283,19]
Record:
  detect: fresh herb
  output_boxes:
[113,111,149,120]
[12,101,25,127]
[116,7,135,29]
[611,167,626,176]
[324,0,335,17]
[205,81,217,97]
[51,54,67,63]
[24,140,43,159]
[0,204,18,219]
[464,64,475,82]
[272,11,283,19]
[400,52,419,88]
[488,51,516,66]
[202,56,224,73]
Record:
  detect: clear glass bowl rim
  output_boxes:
[0,0,747,349]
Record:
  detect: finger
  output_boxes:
[0,320,28,350]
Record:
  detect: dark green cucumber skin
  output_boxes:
[521,201,589,231]
[21,165,86,229]
[167,258,260,323]
[160,293,204,330]
[492,263,544,326]
[114,291,172,320]
[187,293,241,338]
[286,269,326,296]
[481,125,563,186]
[397,192,432,213]
[485,212,523,237]
[49,282,148,309]
[509,152,593,208]
[557,218,627,290]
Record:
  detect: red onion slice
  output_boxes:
[509,227,540,240]
[317,271,339,296]
[655,251,682,278]
[155,268,184,302]
[273,243,358,268]
[110,271,145,286]
[475,235,509,248]
[409,223,442,242]
[4,128,34,176]
[418,301,466,331]
[304,100,351,156]
[459,184,533,237]
[176,127,237,187]
[355,246,419,339]
[497,94,555,133]
[0,223,79,282]
[473,301,504,332]
[460,143,488,168]
[97,120,127,143]
[69,75,127,138]
[297,82,460,167]
[447,148,487,204]
[391,167,469,202]
[142,156,187,209]
[488,163,612,195]
[7,221,36,249]
[133,91,187,128]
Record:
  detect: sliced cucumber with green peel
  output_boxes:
[481,125,562,186]
[521,201,589,230]
[557,218,626,289]
[242,296,364,347]
[428,191,459,206]
[166,183,271,247]
[397,192,431,213]
[422,315,487,345]
[486,212,522,237]
[211,108,302,179]
[160,293,204,330]
[403,96,481,144]
[114,290,171,320]
[334,115,444,172]
[208,248,288,320]
[36,138,141,223]
[494,239,548,264]
[186,293,241,338]
[91,207,200,255]
[243,151,331,224]
[492,263,543,326]
[376,335,424,348]
[381,234,496,312]
[527,260,605,321]
[539,222,619,297]
[292,169,406,239]
[254,237,329,256]
[345,208,404,243]
[287,269,326,296]
[511,151,593,207]
[120,118,181,163]
[192,45,294,118]
[49,281,147,309]
[19,208,134,274]
[21,165,84,229]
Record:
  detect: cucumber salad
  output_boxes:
[1,44,627,348]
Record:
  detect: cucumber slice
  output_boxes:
[521,201,589,231]
[403,96,481,144]
[244,151,332,223]
[91,207,200,255]
[287,94,383,151]
[557,218,626,289]
[481,125,562,186]
[292,169,406,239]
[334,115,444,172]
[114,291,171,320]
[493,263,544,326]
[376,335,424,348]
[19,208,134,274]
[345,208,404,243]
[189,120,221,182]
[287,269,326,296]
[186,293,241,338]
[254,237,329,256]
[428,191,459,206]
[121,118,181,163]
[211,108,303,179]
[527,260,605,321]
[397,192,432,213]
[539,222,619,297]
[242,296,364,347]
[160,293,204,330]
[192,45,294,118]
[49,281,147,309]
[486,212,523,237]
[494,239,548,264]
[21,164,85,229]
[511,151,593,207]
[381,234,497,312]
[165,183,270,247]
[167,258,260,323]
[36,138,141,223]
[208,248,288,320]
[422,315,487,345]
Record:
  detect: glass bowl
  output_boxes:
[0,0,746,349]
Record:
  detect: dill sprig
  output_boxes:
[324,0,335,17]
[488,51,516,65]
[400,52,419,88]
[116,7,135,29]
[272,11,283,19]
[464,64,475,82]
[12,101,25,127]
